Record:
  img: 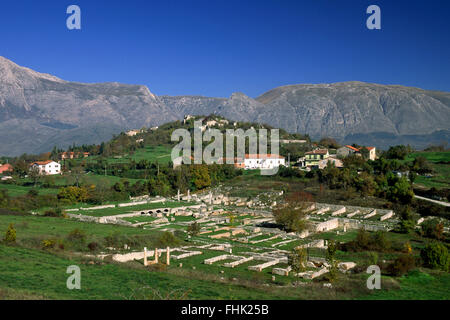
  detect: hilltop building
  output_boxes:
[59,151,89,160]
[173,153,285,170]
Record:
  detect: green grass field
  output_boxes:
[405,151,450,189]
[0,215,154,240]
[405,151,450,163]
[360,270,450,300]
[0,244,301,300]
[1,212,448,300]
[0,173,146,199]
[76,145,173,166]
[0,184,59,197]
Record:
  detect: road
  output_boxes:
[414,195,450,207]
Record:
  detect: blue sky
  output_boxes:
[1,0,449,97]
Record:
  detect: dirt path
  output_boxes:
[414,195,450,207]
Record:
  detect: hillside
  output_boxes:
[1,56,449,155]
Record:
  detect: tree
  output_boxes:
[288,247,308,285]
[319,137,340,149]
[421,219,445,240]
[420,242,449,271]
[326,240,339,282]
[191,165,211,190]
[387,177,414,204]
[360,147,370,160]
[411,156,433,175]
[68,166,84,187]
[29,166,41,186]
[0,190,9,207]
[273,192,312,232]
[12,159,29,178]
[187,222,200,237]
[385,145,411,160]
[157,231,180,247]
[396,206,416,234]
[3,223,16,243]
[57,186,89,204]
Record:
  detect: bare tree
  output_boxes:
[29,166,41,187]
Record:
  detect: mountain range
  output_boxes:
[1,56,449,156]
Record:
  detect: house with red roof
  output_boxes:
[337,145,377,160]
[59,151,89,160]
[0,163,13,175]
[30,160,61,175]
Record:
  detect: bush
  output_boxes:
[367,252,379,265]
[341,229,392,252]
[87,242,99,251]
[44,208,64,217]
[356,228,370,248]
[420,242,449,271]
[372,231,391,251]
[397,219,416,234]
[147,263,167,272]
[3,223,16,243]
[104,231,125,248]
[387,254,415,276]
[65,229,87,249]
[42,239,57,249]
[187,222,200,236]
[157,231,180,247]
[421,219,445,240]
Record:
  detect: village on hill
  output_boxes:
[0,115,449,300]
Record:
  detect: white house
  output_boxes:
[244,154,285,170]
[30,160,61,175]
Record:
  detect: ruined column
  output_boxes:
[154,248,159,264]
[144,247,147,266]
[177,189,180,201]
[187,189,190,201]
[166,247,170,265]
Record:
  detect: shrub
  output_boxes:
[42,239,57,249]
[3,223,16,243]
[341,229,392,253]
[356,228,370,248]
[367,252,379,265]
[397,219,416,234]
[421,219,445,240]
[372,231,391,251]
[44,208,64,217]
[147,263,167,272]
[187,222,200,236]
[67,229,86,242]
[27,189,39,197]
[157,231,180,247]
[104,231,124,248]
[173,230,185,239]
[420,242,449,271]
[65,228,87,249]
[387,254,415,276]
[325,240,339,283]
[87,242,99,251]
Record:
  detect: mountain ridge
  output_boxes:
[0,56,449,156]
